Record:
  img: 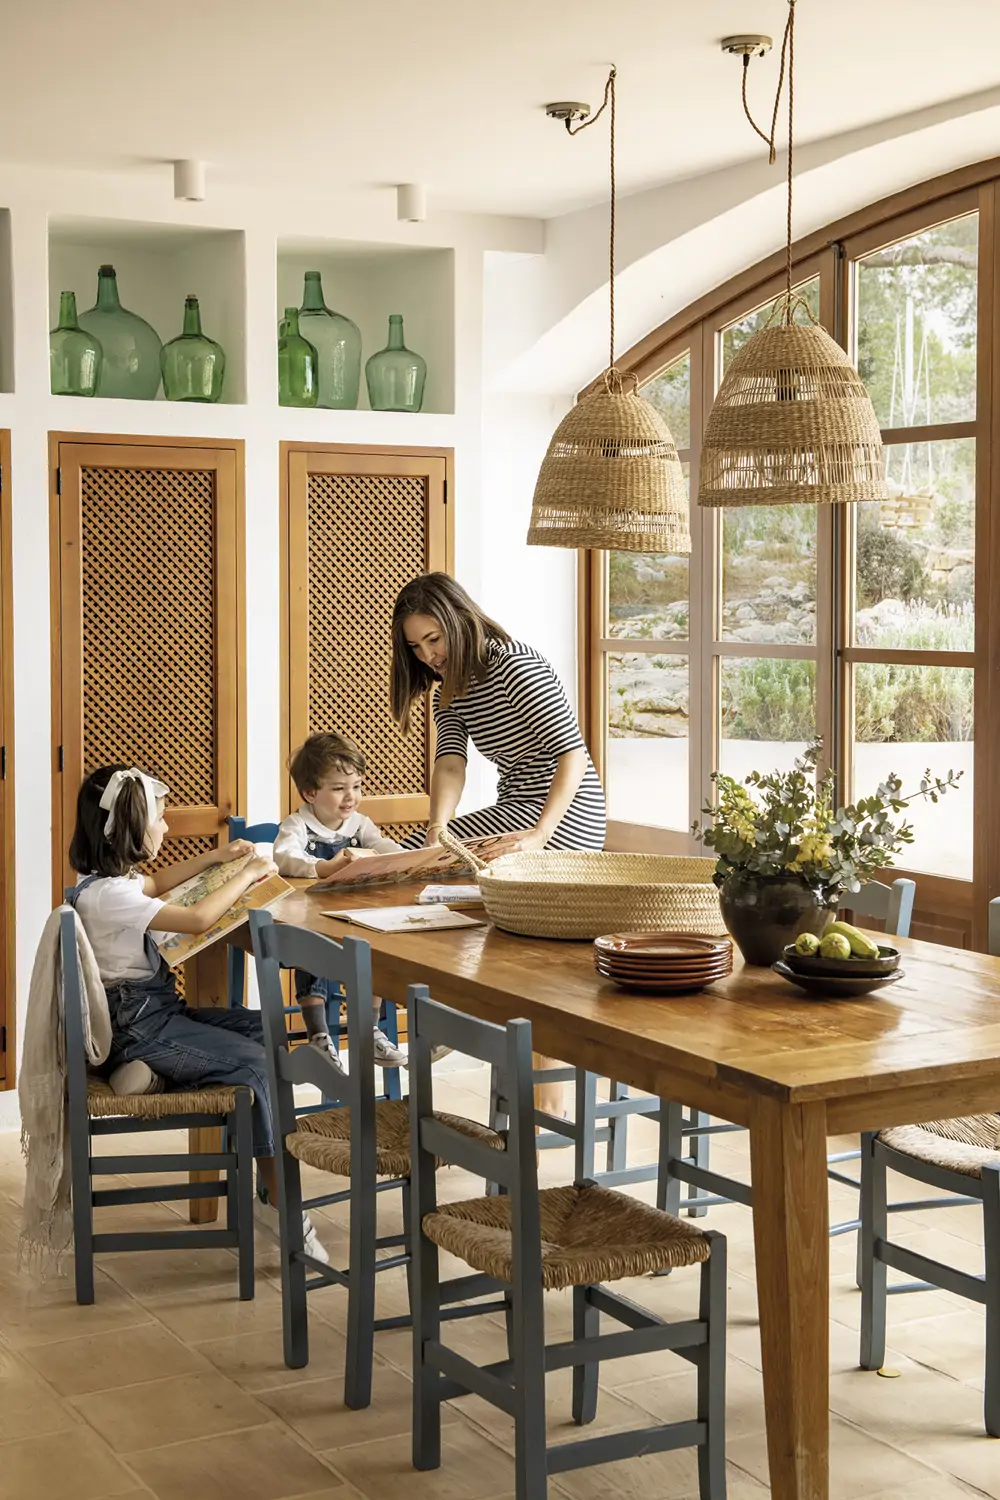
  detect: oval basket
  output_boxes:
[438,829,724,940]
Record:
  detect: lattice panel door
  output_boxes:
[52,440,243,899]
[285,448,449,826]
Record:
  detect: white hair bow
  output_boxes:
[99,768,170,837]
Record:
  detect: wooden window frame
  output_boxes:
[49,433,247,902]
[0,431,14,1085]
[581,157,1000,949]
[279,441,454,823]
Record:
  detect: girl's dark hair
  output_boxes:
[69,765,155,877]
[390,573,510,733]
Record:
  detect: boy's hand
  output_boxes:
[338,847,375,864]
[217,839,255,863]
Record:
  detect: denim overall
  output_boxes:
[295,829,362,1027]
[66,876,275,1156]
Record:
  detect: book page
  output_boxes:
[307,846,441,892]
[424,829,531,876]
[321,905,484,934]
[155,870,293,968]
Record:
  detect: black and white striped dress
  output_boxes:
[408,639,606,851]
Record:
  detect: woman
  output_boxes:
[390,573,606,854]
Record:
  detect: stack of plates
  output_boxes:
[594,932,734,993]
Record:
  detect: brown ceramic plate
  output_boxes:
[601,973,722,994]
[781,943,900,979]
[772,960,905,999]
[595,932,732,960]
[595,957,733,980]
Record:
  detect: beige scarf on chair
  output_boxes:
[18,907,112,1272]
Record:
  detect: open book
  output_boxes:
[154,855,293,968]
[322,905,485,933]
[306,830,530,892]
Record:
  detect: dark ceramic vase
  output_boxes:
[719,871,837,966]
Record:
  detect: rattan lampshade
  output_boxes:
[699,318,889,507]
[528,375,691,553]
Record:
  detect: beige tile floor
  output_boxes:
[0,1062,995,1500]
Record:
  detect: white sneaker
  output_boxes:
[254,1194,330,1266]
[373,1027,408,1069]
[308,1032,346,1073]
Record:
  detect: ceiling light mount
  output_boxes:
[544,101,591,129]
[720,34,773,57]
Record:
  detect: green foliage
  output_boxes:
[608,551,688,612]
[855,504,927,609]
[855,662,973,743]
[693,742,961,896]
[722,659,815,741]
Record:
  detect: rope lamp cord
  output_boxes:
[564,66,619,377]
[741,0,797,320]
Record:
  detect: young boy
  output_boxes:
[274,731,408,1070]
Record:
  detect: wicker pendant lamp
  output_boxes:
[528,69,690,554]
[698,1,887,509]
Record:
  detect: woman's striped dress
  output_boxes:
[408,639,606,851]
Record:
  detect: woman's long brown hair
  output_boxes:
[390,573,510,733]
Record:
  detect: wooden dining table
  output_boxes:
[188,879,1000,1500]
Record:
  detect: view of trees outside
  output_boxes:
[719,657,816,785]
[606,654,689,828]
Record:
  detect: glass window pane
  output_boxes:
[722,505,816,645]
[607,653,689,830]
[854,438,974,650]
[853,663,973,879]
[607,464,689,640]
[641,350,690,450]
[855,213,978,429]
[721,277,821,374]
[719,657,816,783]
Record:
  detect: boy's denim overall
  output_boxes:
[67,877,275,1157]
[295,829,362,1030]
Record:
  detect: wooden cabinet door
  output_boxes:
[50,436,245,900]
[0,432,13,1083]
[282,444,451,838]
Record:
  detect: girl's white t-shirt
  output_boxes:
[73,874,165,983]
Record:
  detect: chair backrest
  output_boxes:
[989,897,1000,958]
[60,908,92,1138]
[228,815,280,845]
[407,985,541,1283]
[845,877,916,938]
[249,909,378,1170]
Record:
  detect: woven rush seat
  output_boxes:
[287,1097,505,1179]
[422,1181,712,1291]
[879,1114,1000,1178]
[86,1077,242,1120]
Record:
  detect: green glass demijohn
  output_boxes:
[296,270,361,409]
[160,295,226,403]
[365,314,427,413]
[278,307,319,407]
[78,265,162,400]
[50,290,103,397]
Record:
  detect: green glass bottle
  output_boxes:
[161,295,226,402]
[278,307,319,407]
[50,290,103,397]
[78,265,162,400]
[365,314,427,413]
[297,271,361,409]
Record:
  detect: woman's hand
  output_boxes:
[515,827,549,854]
[423,824,443,848]
[216,839,256,864]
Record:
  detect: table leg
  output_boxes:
[749,1094,830,1500]
[185,943,230,1224]
[533,1052,565,1118]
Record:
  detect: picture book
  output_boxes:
[306,830,529,892]
[154,855,293,968]
[321,905,485,934]
[416,884,484,906]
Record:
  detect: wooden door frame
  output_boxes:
[278,441,454,820]
[0,431,15,1084]
[48,432,246,902]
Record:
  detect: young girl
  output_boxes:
[67,764,328,1263]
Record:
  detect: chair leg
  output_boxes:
[486,1065,507,1196]
[982,1165,1000,1438]
[657,1099,683,1219]
[235,1092,255,1301]
[71,1121,95,1306]
[687,1111,711,1218]
[574,1069,598,1181]
[571,1284,599,1425]
[511,1274,548,1498]
[606,1081,629,1175]
[859,1132,887,1371]
[411,1203,442,1470]
[382,1000,403,1103]
[345,1157,378,1410]
[278,1148,309,1369]
[697,1231,727,1500]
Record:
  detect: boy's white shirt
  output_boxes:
[273,806,402,878]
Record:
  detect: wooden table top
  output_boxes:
[266,880,1000,1125]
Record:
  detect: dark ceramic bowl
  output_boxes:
[772,960,904,999]
[781,943,901,979]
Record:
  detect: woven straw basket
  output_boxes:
[439,829,724,941]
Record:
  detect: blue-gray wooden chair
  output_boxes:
[657,877,917,1235]
[249,909,505,1410]
[408,985,728,1499]
[857,894,1000,1435]
[64,909,255,1305]
[229,815,402,1106]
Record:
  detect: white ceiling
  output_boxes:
[4,0,999,217]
